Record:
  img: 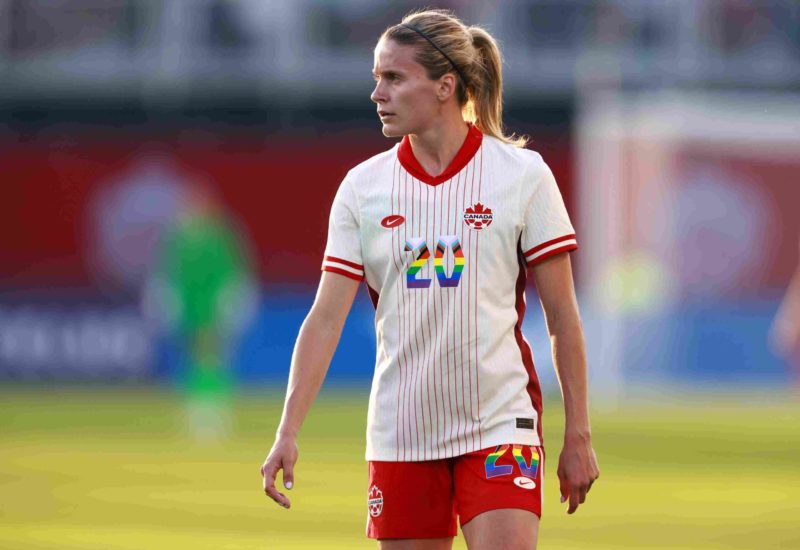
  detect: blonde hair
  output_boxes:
[381,9,526,148]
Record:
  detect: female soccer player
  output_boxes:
[261,9,599,549]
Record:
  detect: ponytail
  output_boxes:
[467,27,527,148]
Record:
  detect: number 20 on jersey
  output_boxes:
[404,235,464,289]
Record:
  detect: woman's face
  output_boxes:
[371,39,441,138]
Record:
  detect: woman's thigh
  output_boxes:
[378,537,454,550]
[461,508,539,550]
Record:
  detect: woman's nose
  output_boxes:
[370,82,385,104]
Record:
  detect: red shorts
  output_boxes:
[366,445,544,540]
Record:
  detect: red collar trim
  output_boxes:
[397,124,483,186]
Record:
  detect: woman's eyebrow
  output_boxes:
[372,69,402,78]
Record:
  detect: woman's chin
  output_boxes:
[380,122,404,138]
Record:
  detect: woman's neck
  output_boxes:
[408,117,470,178]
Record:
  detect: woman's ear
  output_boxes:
[437,73,458,102]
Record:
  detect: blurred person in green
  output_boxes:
[143,183,258,441]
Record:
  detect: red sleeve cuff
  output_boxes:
[525,243,578,267]
[321,255,365,281]
[321,266,364,281]
[523,234,578,266]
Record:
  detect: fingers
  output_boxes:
[266,484,291,509]
[261,461,292,509]
[557,463,569,504]
[565,469,599,514]
[567,483,587,514]
[559,446,600,514]
[567,489,579,514]
[283,461,294,490]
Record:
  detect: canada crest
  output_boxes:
[367,485,384,517]
[464,202,493,230]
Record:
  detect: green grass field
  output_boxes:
[1,386,799,549]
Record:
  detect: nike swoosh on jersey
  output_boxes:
[380,215,405,228]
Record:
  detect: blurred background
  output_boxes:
[1,1,799,549]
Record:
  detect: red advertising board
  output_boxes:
[1,130,573,289]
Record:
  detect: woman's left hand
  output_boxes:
[557,433,599,514]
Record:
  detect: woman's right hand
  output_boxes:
[258,273,359,510]
[260,435,299,509]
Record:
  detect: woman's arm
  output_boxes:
[770,258,800,360]
[531,252,599,514]
[261,272,361,509]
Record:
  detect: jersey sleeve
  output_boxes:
[520,159,577,267]
[321,176,364,281]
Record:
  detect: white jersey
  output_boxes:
[322,125,577,461]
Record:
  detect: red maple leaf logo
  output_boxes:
[466,202,492,215]
[464,202,494,230]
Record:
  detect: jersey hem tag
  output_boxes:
[516,418,535,430]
